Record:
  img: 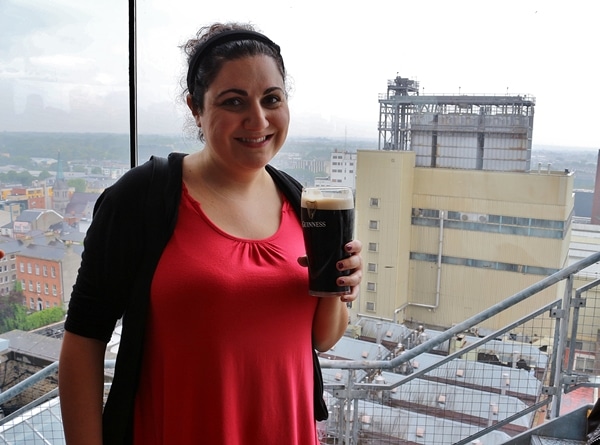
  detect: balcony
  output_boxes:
[1,252,600,444]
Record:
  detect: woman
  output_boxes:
[58,22,362,445]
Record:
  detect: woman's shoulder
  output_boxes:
[96,152,187,213]
[266,164,301,193]
[106,153,186,194]
[266,164,302,214]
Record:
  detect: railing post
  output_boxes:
[550,273,574,418]
[344,370,354,444]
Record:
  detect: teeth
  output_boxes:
[240,136,267,143]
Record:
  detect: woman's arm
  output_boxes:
[59,331,106,445]
[311,240,363,352]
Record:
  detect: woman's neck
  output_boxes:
[183,150,273,200]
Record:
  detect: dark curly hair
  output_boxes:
[181,23,287,140]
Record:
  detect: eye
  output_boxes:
[263,94,284,108]
[221,97,243,107]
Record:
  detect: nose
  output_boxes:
[244,101,269,130]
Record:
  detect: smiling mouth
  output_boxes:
[238,135,272,144]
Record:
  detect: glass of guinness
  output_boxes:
[301,186,355,297]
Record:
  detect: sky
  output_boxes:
[0,0,598,148]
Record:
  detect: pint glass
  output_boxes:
[301,186,355,297]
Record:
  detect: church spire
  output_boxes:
[53,150,69,217]
[56,150,65,181]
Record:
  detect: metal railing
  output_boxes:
[1,253,600,444]
[317,251,600,444]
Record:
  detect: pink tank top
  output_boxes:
[133,184,319,445]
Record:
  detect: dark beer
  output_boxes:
[301,187,354,297]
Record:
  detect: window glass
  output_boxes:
[1,1,129,312]
[0,0,595,343]
[2,1,129,136]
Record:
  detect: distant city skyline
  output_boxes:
[1,0,598,149]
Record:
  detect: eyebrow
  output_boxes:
[216,86,285,99]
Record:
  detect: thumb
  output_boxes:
[297,256,308,267]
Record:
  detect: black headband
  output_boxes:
[186,29,281,94]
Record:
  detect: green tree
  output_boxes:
[22,307,65,331]
[0,290,24,333]
[0,296,65,333]
[67,178,87,193]
[0,170,35,187]
[37,170,52,181]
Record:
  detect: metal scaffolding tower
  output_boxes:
[378,75,536,172]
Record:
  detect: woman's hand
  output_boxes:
[306,239,363,351]
[297,239,363,303]
[336,240,362,303]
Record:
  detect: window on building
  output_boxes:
[27,263,32,274]
[36,282,41,293]
[29,280,33,291]
[45,283,49,295]
[43,265,48,277]
[370,198,380,208]
[30,298,34,310]
[35,264,40,275]
[367,263,378,273]
[368,242,378,252]
[19,263,24,273]
[367,282,376,292]
[51,266,56,278]
[575,353,595,373]
[52,285,57,296]
[369,220,380,230]
[366,301,376,312]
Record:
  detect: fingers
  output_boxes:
[336,270,362,301]
[336,240,363,303]
[344,240,362,255]
[298,240,363,303]
[336,241,363,273]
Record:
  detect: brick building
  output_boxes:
[16,242,83,311]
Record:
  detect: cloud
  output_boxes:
[0,0,598,148]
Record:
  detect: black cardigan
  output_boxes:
[65,152,324,444]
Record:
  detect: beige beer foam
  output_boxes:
[301,188,353,211]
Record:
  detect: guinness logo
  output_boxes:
[305,200,318,219]
[302,221,326,228]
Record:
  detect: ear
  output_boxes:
[186,94,202,127]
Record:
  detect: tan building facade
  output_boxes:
[353,149,574,333]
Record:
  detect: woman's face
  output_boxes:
[191,55,290,172]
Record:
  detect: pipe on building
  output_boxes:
[434,210,444,308]
[393,210,444,322]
